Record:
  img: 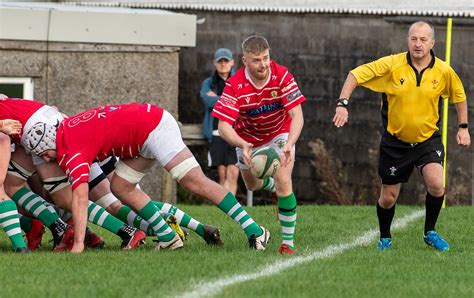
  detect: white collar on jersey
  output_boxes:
[244,65,272,90]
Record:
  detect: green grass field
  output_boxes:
[1,205,473,298]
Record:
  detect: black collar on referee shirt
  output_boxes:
[406,50,436,87]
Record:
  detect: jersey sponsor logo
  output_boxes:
[68,110,97,128]
[245,96,251,104]
[246,102,282,116]
[287,90,302,102]
[400,78,405,85]
[271,91,278,98]
[432,80,439,89]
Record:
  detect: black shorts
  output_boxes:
[208,136,237,168]
[378,132,444,185]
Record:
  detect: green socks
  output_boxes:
[11,187,59,227]
[260,177,275,192]
[117,205,153,235]
[278,193,297,249]
[87,201,124,234]
[137,201,175,242]
[218,192,262,238]
[153,201,205,238]
[0,200,27,250]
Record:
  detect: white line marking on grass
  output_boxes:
[178,209,424,298]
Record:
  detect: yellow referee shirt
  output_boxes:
[351,51,466,143]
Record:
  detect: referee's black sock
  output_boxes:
[376,201,395,238]
[424,192,444,235]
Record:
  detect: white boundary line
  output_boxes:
[177,209,425,298]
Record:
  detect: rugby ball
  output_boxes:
[250,146,281,179]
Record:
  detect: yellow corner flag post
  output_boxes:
[442,18,453,208]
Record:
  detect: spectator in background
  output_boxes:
[200,48,240,195]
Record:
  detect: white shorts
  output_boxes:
[140,110,186,166]
[21,105,64,166]
[236,132,295,170]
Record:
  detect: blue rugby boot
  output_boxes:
[377,238,392,250]
[424,230,449,252]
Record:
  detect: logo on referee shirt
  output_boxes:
[399,78,405,85]
[432,80,439,89]
[389,166,397,176]
[436,150,442,157]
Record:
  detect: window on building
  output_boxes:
[0,77,34,99]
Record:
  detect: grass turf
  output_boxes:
[0,205,472,298]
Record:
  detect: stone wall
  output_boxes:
[0,40,180,201]
[176,12,474,205]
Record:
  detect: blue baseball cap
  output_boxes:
[214,48,233,61]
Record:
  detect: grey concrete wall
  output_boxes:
[176,12,474,205]
[0,40,180,201]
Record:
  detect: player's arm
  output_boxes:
[333,73,358,128]
[282,105,304,166]
[454,100,470,147]
[0,119,22,135]
[70,182,89,253]
[218,120,254,167]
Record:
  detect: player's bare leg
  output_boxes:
[273,158,297,255]
[110,157,182,250]
[164,147,269,250]
[0,134,28,252]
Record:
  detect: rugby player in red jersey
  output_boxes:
[0,103,28,252]
[27,102,270,253]
[212,35,305,255]
[0,97,149,251]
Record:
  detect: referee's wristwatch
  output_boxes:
[336,98,349,108]
[458,123,469,129]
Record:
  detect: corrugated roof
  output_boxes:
[65,1,473,17]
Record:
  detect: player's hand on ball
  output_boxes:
[0,119,22,135]
[333,106,349,128]
[243,142,254,167]
[280,143,293,166]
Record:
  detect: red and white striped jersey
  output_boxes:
[0,98,45,143]
[211,60,306,146]
[56,102,163,189]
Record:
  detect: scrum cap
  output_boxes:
[25,122,57,155]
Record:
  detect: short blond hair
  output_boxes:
[242,35,270,54]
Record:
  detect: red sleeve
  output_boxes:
[59,152,90,190]
[211,82,240,125]
[279,70,306,110]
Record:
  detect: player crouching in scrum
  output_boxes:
[26,102,270,253]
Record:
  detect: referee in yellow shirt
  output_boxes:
[333,21,470,252]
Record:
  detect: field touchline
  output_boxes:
[178,209,425,298]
